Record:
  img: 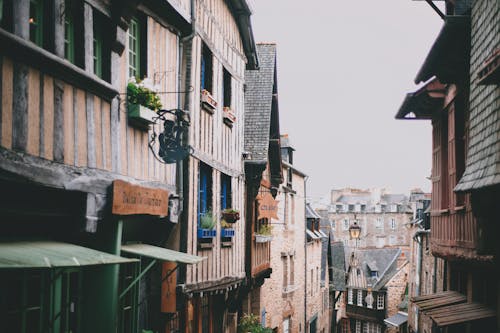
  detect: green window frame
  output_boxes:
[29,0,44,46]
[128,17,140,78]
[93,14,103,78]
[0,0,4,24]
[64,0,75,63]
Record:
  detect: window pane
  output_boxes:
[64,0,74,63]
[128,18,140,78]
[29,0,43,46]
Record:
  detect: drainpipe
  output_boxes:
[304,175,309,332]
[178,1,196,331]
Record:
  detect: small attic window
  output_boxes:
[370,270,378,278]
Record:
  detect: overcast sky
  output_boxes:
[248,0,445,201]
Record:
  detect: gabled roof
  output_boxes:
[306,203,321,219]
[244,43,278,164]
[346,248,401,291]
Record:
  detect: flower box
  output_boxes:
[128,103,158,129]
[255,234,273,243]
[198,228,216,238]
[221,228,235,238]
[201,89,217,113]
[223,107,236,127]
[221,209,240,223]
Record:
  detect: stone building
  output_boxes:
[341,248,409,333]
[326,188,413,251]
[260,134,307,333]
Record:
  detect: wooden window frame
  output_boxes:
[222,67,232,108]
[201,44,213,93]
[29,0,44,46]
[128,15,147,79]
[376,293,384,309]
[220,173,232,210]
[357,289,363,306]
[64,0,75,63]
[198,162,213,223]
[348,288,353,304]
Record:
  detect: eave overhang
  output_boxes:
[415,16,470,84]
[227,0,259,69]
[395,78,446,120]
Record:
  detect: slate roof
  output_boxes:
[306,203,321,219]
[346,248,401,291]
[330,241,347,291]
[244,43,277,163]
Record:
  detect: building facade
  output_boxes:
[0,0,205,332]
[326,188,413,251]
[396,0,499,331]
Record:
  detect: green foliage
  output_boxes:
[222,208,239,214]
[238,313,273,333]
[127,79,162,111]
[220,219,231,228]
[256,224,273,236]
[200,211,216,229]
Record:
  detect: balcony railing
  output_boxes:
[251,237,271,277]
[431,209,478,259]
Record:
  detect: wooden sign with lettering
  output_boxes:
[257,192,279,220]
[112,180,169,216]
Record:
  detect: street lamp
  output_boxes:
[349,220,361,240]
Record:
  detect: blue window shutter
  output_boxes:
[221,178,227,210]
[201,56,205,90]
[261,308,266,327]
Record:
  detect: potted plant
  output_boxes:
[127,77,162,128]
[201,89,217,113]
[223,106,236,127]
[220,219,235,238]
[238,313,273,333]
[221,208,240,223]
[255,224,273,243]
[198,211,216,238]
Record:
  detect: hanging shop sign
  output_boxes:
[257,192,279,220]
[112,180,169,216]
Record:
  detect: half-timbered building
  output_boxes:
[0,0,204,332]
[396,0,498,331]
[177,0,258,332]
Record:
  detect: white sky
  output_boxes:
[248,0,445,200]
[249,0,442,201]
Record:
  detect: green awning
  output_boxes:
[0,241,138,269]
[121,243,205,265]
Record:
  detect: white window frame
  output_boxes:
[390,218,396,230]
[355,320,361,333]
[376,217,383,229]
[357,289,363,306]
[330,219,336,230]
[377,294,384,309]
[348,288,353,304]
[343,218,349,230]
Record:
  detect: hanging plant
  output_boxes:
[127,77,163,111]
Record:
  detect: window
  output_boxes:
[119,262,139,332]
[290,255,295,285]
[390,218,396,230]
[1,270,82,333]
[200,44,213,93]
[390,204,398,212]
[355,320,361,333]
[389,235,397,246]
[377,294,384,309]
[363,322,380,333]
[282,256,288,287]
[330,219,335,230]
[222,68,231,108]
[0,0,4,24]
[64,0,75,63]
[290,194,295,225]
[128,16,146,78]
[343,219,349,230]
[93,11,103,78]
[357,289,363,306]
[347,289,353,304]
[220,174,232,210]
[348,204,354,212]
[29,0,44,46]
[375,218,383,229]
[336,204,343,212]
[198,162,213,221]
[375,204,381,213]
